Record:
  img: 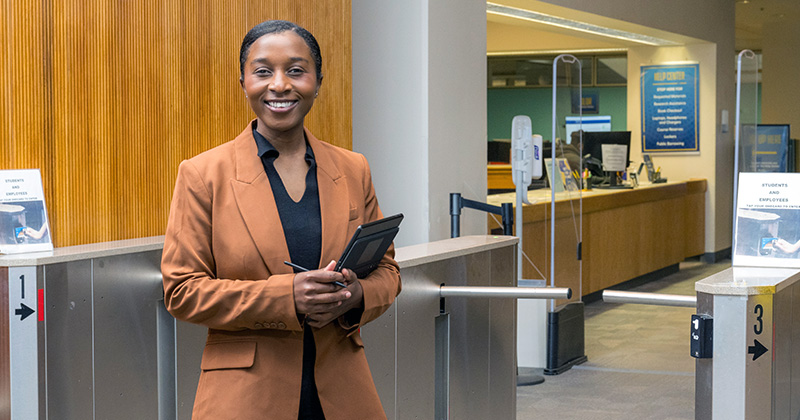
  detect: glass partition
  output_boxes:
[735,50,761,175]
[546,54,583,307]
[733,50,760,233]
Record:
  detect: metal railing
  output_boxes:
[440,286,571,300]
[602,290,696,308]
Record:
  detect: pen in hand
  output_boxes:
[284,261,348,288]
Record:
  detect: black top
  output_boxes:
[254,127,322,271]
[253,126,325,419]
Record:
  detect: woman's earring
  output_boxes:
[315,91,318,98]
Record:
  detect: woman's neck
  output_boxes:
[256,122,307,156]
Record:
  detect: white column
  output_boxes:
[352,0,488,247]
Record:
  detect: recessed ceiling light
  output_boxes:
[487,2,679,46]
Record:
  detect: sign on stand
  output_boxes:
[734,172,800,268]
[0,169,53,254]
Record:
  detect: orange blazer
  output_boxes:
[161,123,401,420]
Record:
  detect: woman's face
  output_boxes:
[241,31,320,138]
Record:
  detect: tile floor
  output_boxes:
[517,259,731,420]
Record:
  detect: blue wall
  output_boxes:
[487,86,628,142]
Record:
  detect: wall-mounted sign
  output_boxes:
[640,63,699,153]
[755,124,792,172]
[572,91,599,114]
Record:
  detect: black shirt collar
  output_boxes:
[252,124,315,165]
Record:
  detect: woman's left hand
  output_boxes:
[306,267,363,328]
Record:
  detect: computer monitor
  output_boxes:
[487,140,511,163]
[573,131,632,188]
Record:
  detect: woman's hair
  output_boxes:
[239,20,323,83]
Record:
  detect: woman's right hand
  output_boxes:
[774,238,800,254]
[293,261,352,325]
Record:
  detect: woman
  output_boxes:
[161,20,401,420]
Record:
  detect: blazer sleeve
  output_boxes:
[161,160,302,332]
[341,154,402,331]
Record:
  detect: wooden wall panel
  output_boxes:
[1,0,352,247]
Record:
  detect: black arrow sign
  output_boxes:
[748,339,768,361]
[15,303,34,321]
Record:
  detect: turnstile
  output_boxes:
[1,235,568,420]
[603,266,800,420]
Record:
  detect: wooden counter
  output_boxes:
[487,179,706,303]
[488,164,515,190]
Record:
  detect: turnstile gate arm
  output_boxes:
[602,290,696,308]
[439,286,571,300]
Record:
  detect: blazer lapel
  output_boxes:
[230,125,292,274]
[307,129,350,269]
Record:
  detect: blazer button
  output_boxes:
[254,322,264,329]
[278,322,286,329]
[269,322,278,329]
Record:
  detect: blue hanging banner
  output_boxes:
[640,63,699,153]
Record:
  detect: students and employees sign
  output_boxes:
[641,63,699,153]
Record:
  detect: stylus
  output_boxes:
[283,261,347,288]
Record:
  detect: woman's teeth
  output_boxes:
[267,101,295,108]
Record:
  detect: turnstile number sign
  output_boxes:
[14,274,35,321]
[8,266,39,420]
[743,296,773,419]
[748,304,769,361]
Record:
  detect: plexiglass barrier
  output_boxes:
[732,49,761,243]
[547,54,583,306]
[734,50,760,176]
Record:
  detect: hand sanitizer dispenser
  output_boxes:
[511,116,532,190]
[511,116,542,204]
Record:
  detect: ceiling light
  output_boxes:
[487,2,680,46]
[488,48,628,56]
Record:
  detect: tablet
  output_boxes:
[335,213,403,278]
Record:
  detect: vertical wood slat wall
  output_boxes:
[1,0,352,247]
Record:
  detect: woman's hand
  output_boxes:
[774,238,800,254]
[294,261,364,328]
[23,225,47,240]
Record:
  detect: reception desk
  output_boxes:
[487,179,706,302]
[488,164,514,190]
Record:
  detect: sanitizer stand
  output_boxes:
[511,116,548,384]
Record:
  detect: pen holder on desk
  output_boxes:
[646,168,666,183]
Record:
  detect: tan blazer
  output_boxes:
[161,123,401,420]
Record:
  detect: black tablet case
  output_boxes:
[335,213,403,278]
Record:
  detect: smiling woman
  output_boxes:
[240,22,323,146]
[160,20,401,420]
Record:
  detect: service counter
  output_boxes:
[487,179,707,301]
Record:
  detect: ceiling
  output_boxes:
[736,0,800,51]
[487,0,800,53]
